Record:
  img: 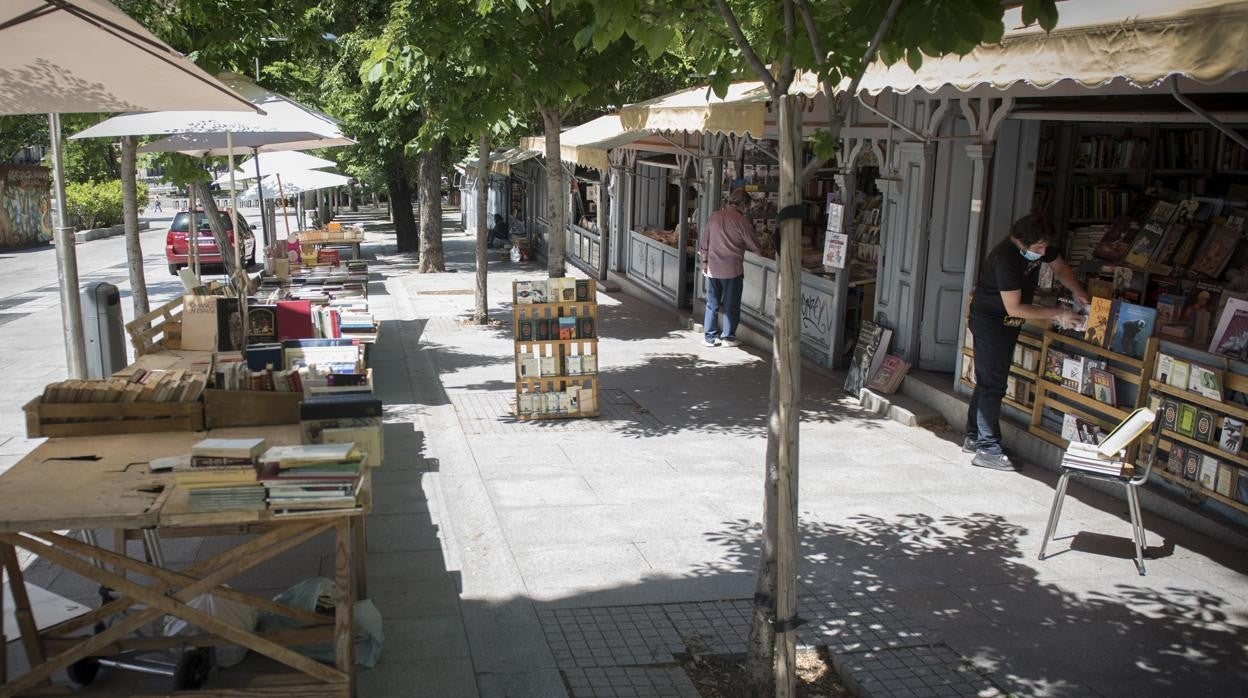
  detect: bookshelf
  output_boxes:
[1145,357,1248,515]
[512,278,600,420]
[1028,331,1159,464]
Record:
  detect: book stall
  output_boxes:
[2,259,384,695]
[512,277,600,419]
[963,116,1248,525]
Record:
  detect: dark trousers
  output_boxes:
[704,275,744,341]
[965,313,1021,455]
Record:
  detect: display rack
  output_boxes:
[1146,359,1248,515]
[512,278,600,420]
[1028,330,1159,465]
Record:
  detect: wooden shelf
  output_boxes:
[517,338,599,346]
[1149,380,1248,420]
[1003,396,1034,413]
[1153,467,1248,515]
[516,374,598,385]
[1036,381,1130,421]
[1046,332,1146,370]
[1158,430,1248,468]
[515,410,600,421]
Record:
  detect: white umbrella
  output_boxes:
[0,0,258,380]
[257,169,351,193]
[237,179,302,202]
[213,151,337,185]
[72,73,344,142]
[0,1,257,115]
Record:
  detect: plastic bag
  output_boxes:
[163,589,258,668]
[258,577,384,667]
[510,245,522,263]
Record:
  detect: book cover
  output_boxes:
[845,320,887,394]
[535,318,551,341]
[581,354,598,373]
[575,279,591,302]
[1092,217,1139,263]
[577,316,595,339]
[1161,399,1180,432]
[1061,413,1079,442]
[539,355,558,377]
[559,280,577,302]
[1155,294,1185,324]
[1171,221,1209,269]
[1043,349,1067,383]
[321,425,383,467]
[1083,297,1114,347]
[1238,470,1248,505]
[276,300,315,341]
[1178,403,1198,437]
[191,437,267,459]
[518,354,539,379]
[1155,353,1175,384]
[1199,454,1219,490]
[1190,220,1241,278]
[515,281,534,304]
[298,394,383,420]
[517,319,534,342]
[557,317,576,340]
[1169,359,1191,389]
[564,355,583,375]
[215,297,243,351]
[180,294,218,351]
[245,343,283,372]
[1090,368,1116,406]
[1209,297,1248,358]
[867,354,910,395]
[248,305,278,344]
[1183,449,1201,481]
[1123,222,1166,268]
[1060,356,1086,393]
[1167,443,1187,476]
[1188,365,1223,401]
[1219,417,1244,454]
[1194,409,1216,444]
[1215,463,1235,497]
[1108,302,1156,358]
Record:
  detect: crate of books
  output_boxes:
[512,277,599,420]
[25,374,207,437]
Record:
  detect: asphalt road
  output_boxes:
[0,207,299,472]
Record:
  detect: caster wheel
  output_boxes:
[173,647,213,690]
[68,657,101,686]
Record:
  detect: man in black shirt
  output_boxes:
[966,215,1088,471]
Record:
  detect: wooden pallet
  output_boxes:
[23,396,205,438]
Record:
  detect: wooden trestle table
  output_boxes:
[0,426,370,697]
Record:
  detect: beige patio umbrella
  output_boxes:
[0,0,258,379]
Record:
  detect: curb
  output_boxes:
[73,221,151,243]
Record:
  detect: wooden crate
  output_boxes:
[24,397,204,438]
[203,389,304,429]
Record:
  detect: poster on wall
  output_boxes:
[825,198,844,234]
[823,231,848,269]
[0,165,54,249]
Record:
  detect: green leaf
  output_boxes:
[574,21,595,50]
[1021,0,1039,27]
[980,16,1005,44]
[365,60,386,84]
[906,48,923,72]
[1037,1,1059,32]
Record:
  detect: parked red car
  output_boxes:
[165,210,257,275]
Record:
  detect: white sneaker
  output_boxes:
[720,337,741,347]
[702,338,721,347]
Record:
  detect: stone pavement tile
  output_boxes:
[799,460,973,497]
[469,442,574,468]
[537,605,685,669]
[377,616,471,662]
[496,501,727,549]
[370,480,432,515]
[878,588,996,631]
[227,553,323,592]
[942,617,1245,698]
[359,658,479,698]
[372,465,428,485]
[353,550,456,584]
[798,549,1021,596]
[580,472,758,509]
[561,666,700,698]
[831,644,1004,698]
[513,544,652,597]
[366,512,444,553]
[799,591,932,653]
[949,579,1176,626]
[666,599,752,655]
[366,576,462,619]
[484,474,600,509]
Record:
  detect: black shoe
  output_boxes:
[961,437,977,454]
[972,451,1017,471]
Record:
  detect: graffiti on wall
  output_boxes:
[801,287,834,339]
[0,165,53,248]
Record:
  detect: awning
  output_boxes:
[856,0,1248,95]
[620,0,1248,136]
[457,147,539,177]
[520,114,652,171]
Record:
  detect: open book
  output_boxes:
[1062,407,1155,475]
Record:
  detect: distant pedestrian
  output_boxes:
[698,187,761,348]
[487,213,510,248]
[152,198,162,213]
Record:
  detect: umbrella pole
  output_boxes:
[252,147,269,250]
[277,173,291,239]
[188,183,199,277]
[48,113,88,379]
[227,132,248,353]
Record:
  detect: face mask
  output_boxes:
[1021,248,1043,262]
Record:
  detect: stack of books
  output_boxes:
[177,437,268,511]
[258,443,365,511]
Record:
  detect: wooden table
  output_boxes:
[0,427,369,697]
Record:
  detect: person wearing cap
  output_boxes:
[698,187,762,347]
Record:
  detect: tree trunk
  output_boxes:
[418,140,446,272]
[190,180,236,279]
[772,94,804,698]
[474,132,491,323]
[119,136,149,320]
[748,368,780,698]
[540,105,566,278]
[387,150,418,253]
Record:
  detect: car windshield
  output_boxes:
[171,212,238,233]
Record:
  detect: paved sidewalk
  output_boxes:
[7,206,1247,697]
[387,212,1248,697]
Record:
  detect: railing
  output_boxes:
[627,229,680,302]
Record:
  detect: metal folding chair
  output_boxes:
[1038,416,1163,575]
